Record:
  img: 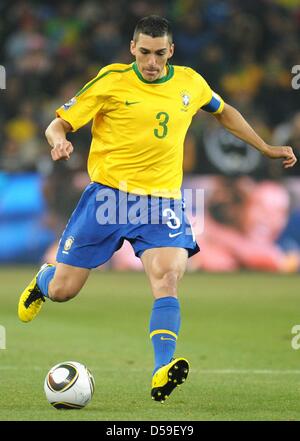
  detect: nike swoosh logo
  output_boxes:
[125,100,141,106]
[168,232,183,238]
[160,337,176,342]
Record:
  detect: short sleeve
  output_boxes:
[184,67,225,114]
[56,70,107,132]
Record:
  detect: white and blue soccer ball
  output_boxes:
[44,361,95,409]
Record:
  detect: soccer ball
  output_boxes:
[44,361,95,409]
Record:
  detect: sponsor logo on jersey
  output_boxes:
[125,100,141,106]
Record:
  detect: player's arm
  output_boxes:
[47,66,109,162]
[213,103,297,169]
[45,117,74,161]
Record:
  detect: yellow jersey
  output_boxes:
[56,62,224,198]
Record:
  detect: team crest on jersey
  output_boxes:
[62,97,76,110]
[64,236,74,251]
[181,91,190,107]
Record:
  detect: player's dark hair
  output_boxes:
[133,15,173,43]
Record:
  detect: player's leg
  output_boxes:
[44,262,90,302]
[18,262,90,322]
[18,182,124,323]
[141,247,189,402]
[141,246,188,298]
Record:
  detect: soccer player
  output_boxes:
[18,16,297,403]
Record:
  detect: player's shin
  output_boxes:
[149,296,181,375]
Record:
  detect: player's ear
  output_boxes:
[168,43,175,60]
[130,40,136,57]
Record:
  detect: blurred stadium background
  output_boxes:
[0,0,300,271]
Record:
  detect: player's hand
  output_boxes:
[264,145,297,168]
[51,139,74,161]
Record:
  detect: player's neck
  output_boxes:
[159,65,168,79]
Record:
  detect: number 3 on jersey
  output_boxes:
[154,112,169,139]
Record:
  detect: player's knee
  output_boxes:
[151,265,183,295]
[49,282,80,302]
[144,250,188,297]
[151,258,184,283]
[161,269,180,288]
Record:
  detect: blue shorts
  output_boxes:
[56,182,200,269]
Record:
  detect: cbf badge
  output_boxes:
[180,91,190,111]
[181,91,190,106]
[64,236,74,251]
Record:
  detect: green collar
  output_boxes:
[132,62,174,84]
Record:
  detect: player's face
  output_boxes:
[130,33,174,82]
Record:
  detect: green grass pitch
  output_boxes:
[1,267,300,421]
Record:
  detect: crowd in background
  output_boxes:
[0,0,300,269]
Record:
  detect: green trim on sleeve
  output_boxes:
[75,66,133,97]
